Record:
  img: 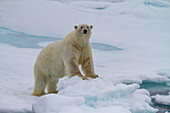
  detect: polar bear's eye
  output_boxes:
[87,26,89,29]
[81,26,83,29]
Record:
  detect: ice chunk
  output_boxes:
[56,77,157,113]
[146,75,170,83]
[133,89,151,103]
[33,94,130,113]
[152,92,170,105]
[32,77,158,113]
[32,94,85,113]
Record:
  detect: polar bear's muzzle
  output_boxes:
[83,29,88,34]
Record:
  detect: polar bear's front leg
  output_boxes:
[65,58,86,80]
[81,57,98,79]
[81,45,98,79]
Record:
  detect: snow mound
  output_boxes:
[33,77,157,113]
[33,94,130,113]
[152,92,170,105]
[32,94,85,113]
[32,94,130,113]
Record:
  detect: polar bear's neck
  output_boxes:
[74,31,90,48]
[65,30,90,50]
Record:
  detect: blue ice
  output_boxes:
[144,1,169,8]
[0,27,59,49]
[0,27,122,51]
[94,7,107,10]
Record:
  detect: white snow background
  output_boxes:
[0,0,170,113]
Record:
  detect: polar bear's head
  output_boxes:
[74,24,93,37]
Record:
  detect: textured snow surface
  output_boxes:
[33,77,156,113]
[0,0,170,112]
[33,94,130,113]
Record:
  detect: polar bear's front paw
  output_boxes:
[87,74,98,79]
[91,74,99,78]
[82,76,89,80]
[32,91,46,97]
[76,74,88,80]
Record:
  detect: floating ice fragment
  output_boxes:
[152,93,170,106]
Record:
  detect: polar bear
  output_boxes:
[32,24,98,96]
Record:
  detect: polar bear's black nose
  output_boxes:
[83,29,87,34]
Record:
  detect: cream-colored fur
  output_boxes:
[32,24,98,96]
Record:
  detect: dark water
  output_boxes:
[140,81,170,113]
[140,81,170,96]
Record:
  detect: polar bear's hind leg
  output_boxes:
[32,72,47,96]
[47,79,59,94]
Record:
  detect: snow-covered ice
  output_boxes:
[152,92,170,106]
[0,0,170,112]
[33,77,156,113]
[32,94,130,113]
[33,94,131,113]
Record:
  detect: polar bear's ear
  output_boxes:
[74,25,77,29]
[90,25,93,29]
